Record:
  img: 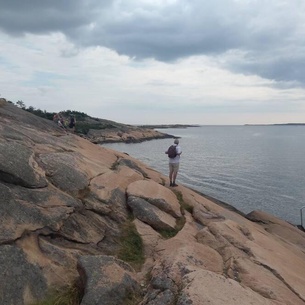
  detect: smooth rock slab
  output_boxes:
[177,269,276,305]
[0,182,79,242]
[0,142,47,188]
[40,152,89,194]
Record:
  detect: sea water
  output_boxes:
[102,125,305,225]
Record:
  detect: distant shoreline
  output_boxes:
[245,123,305,126]
[138,124,201,129]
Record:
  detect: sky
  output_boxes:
[0,0,305,125]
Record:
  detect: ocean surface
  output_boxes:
[102,125,305,225]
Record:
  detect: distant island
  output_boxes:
[138,124,201,129]
[245,123,305,126]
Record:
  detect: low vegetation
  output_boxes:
[9,99,122,135]
[122,290,143,305]
[75,122,117,135]
[158,215,186,239]
[157,191,192,239]
[30,282,83,305]
[117,221,145,271]
[174,190,194,214]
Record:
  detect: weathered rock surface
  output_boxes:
[87,126,173,144]
[0,244,47,305]
[1,98,305,305]
[128,195,177,231]
[127,180,182,218]
[0,142,47,188]
[78,255,142,305]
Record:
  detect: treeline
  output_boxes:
[10,100,89,122]
[8,99,119,135]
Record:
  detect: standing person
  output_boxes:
[57,113,65,129]
[68,115,76,132]
[53,113,59,123]
[165,138,182,187]
[53,113,67,133]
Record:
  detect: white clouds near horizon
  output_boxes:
[0,0,304,125]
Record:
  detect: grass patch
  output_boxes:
[158,215,186,239]
[117,221,145,271]
[157,191,192,239]
[122,290,143,305]
[158,228,178,239]
[173,190,193,214]
[30,282,83,305]
[158,228,179,239]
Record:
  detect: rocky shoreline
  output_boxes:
[85,126,175,144]
[1,98,305,305]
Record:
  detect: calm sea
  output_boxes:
[102,126,305,225]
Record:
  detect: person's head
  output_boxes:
[174,139,179,145]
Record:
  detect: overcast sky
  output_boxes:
[0,0,305,125]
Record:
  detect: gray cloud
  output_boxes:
[1,0,304,85]
[0,0,108,35]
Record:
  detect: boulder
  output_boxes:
[128,196,177,231]
[192,204,225,226]
[127,180,182,218]
[0,245,47,305]
[78,255,141,305]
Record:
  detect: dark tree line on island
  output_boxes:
[12,100,88,121]
[8,99,124,134]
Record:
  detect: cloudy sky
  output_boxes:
[0,0,305,125]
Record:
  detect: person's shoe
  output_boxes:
[170,182,173,187]
[172,183,178,187]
